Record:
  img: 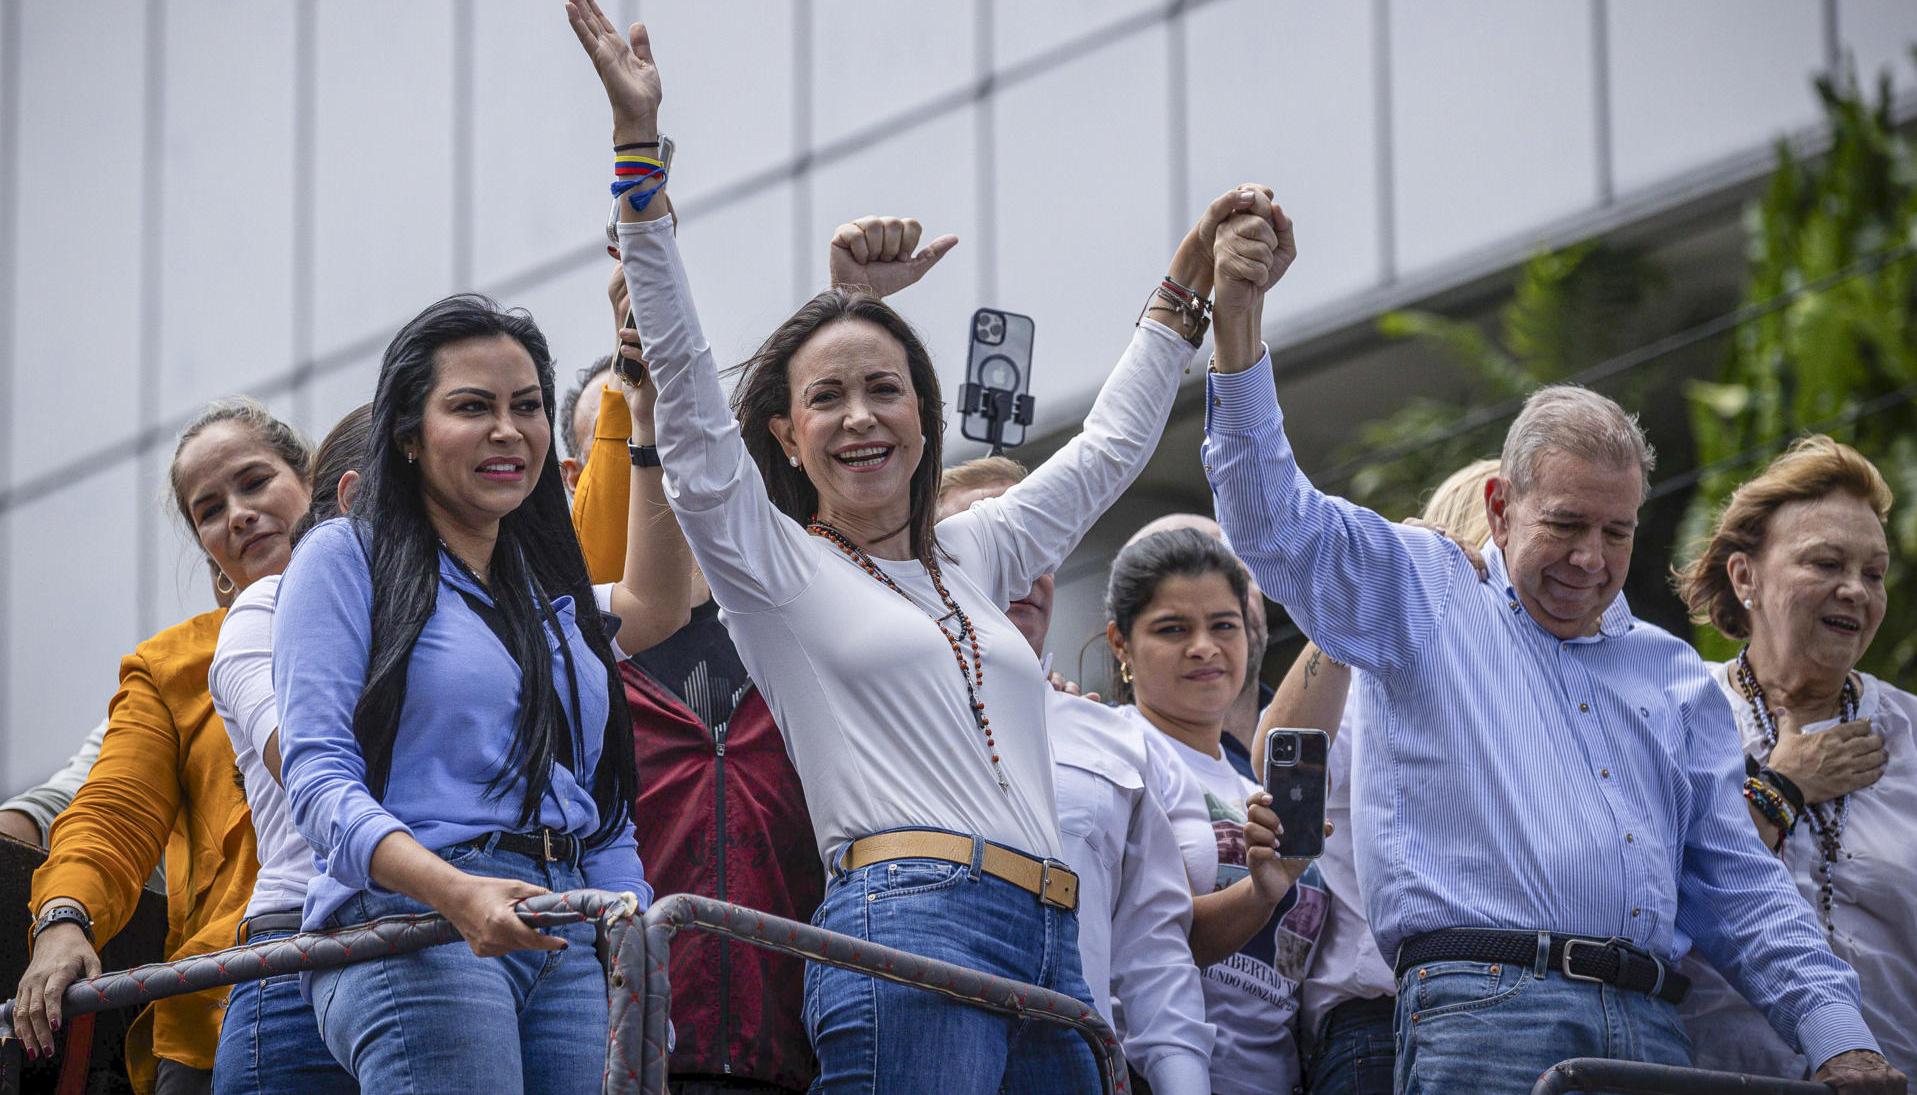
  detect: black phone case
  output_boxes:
[1263,730,1329,859]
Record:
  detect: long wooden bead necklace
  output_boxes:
[1734,647,1859,933]
[807,520,1008,788]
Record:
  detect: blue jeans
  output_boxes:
[212,927,358,1095]
[309,840,606,1095]
[1394,961,1692,1095]
[803,839,1099,1094]
[1304,998,1395,1095]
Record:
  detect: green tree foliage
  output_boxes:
[1680,66,1917,679]
[1340,243,1659,523]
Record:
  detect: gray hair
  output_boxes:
[1500,385,1655,498]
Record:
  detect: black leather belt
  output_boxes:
[1395,928,1689,1005]
[487,828,581,865]
[237,910,304,944]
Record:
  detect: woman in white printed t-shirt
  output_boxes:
[1105,528,1329,1095]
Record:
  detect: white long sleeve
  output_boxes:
[1049,692,1213,1093]
[208,575,314,919]
[619,218,1196,865]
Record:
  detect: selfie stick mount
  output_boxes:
[959,372,1035,457]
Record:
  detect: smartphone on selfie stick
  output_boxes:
[960,308,1036,454]
[1263,728,1329,859]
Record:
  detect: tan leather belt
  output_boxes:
[841,830,1079,912]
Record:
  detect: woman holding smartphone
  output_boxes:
[566,2,1288,1088]
[1104,527,1327,1095]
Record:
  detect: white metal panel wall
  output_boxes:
[994,25,1175,428]
[9,1,1917,795]
[1184,0,1383,319]
[6,468,143,792]
[1391,0,1599,274]
[1609,1,1826,193]
[12,0,148,486]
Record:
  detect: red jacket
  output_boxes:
[623,660,823,1090]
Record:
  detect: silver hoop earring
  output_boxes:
[215,572,237,597]
[788,455,800,468]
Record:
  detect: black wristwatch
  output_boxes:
[628,442,661,468]
[32,904,93,943]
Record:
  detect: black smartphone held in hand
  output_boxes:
[613,308,647,386]
[1263,728,1329,859]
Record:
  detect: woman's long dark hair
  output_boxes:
[292,402,374,545]
[1104,528,1252,705]
[730,288,947,567]
[349,293,636,844]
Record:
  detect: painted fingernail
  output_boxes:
[50,1019,59,1032]
[27,1046,37,1060]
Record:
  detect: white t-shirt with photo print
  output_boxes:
[1148,717,1328,1095]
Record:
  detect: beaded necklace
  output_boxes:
[1733,647,1859,933]
[806,520,1008,789]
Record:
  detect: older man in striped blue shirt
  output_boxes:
[1198,204,1902,1092]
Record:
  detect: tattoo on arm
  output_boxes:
[1303,649,1322,691]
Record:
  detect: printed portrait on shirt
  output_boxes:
[1204,790,1329,996]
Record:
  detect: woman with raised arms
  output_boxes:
[566,3,1291,1089]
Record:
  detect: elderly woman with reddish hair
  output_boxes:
[1674,435,1913,1076]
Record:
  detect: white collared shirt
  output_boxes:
[1047,690,1213,1095]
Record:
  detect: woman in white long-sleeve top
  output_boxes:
[564,4,1286,1089]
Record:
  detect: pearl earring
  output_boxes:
[1742,597,1753,610]
[788,455,800,468]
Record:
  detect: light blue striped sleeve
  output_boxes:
[1201,361,1461,678]
[1672,670,1878,1069]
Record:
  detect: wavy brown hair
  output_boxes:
[729,288,947,567]
[1673,434,1892,642]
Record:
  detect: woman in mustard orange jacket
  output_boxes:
[12,398,313,1095]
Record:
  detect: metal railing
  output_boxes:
[637,893,1127,1094]
[1533,1058,1836,1095]
[1,890,1127,1094]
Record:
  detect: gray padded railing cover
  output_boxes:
[4,889,1128,1094]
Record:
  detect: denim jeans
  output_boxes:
[1394,961,1692,1095]
[212,928,358,1095]
[1304,998,1395,1095]
[309,839,606,1095]
[803,838,1099,1094]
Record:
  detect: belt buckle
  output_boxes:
[542,829,557,862]
[1037,860,1074,909]
[1559,937,1609,984]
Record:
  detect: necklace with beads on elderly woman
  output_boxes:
[806,520,1008,788]
[1734,648,1859,934]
